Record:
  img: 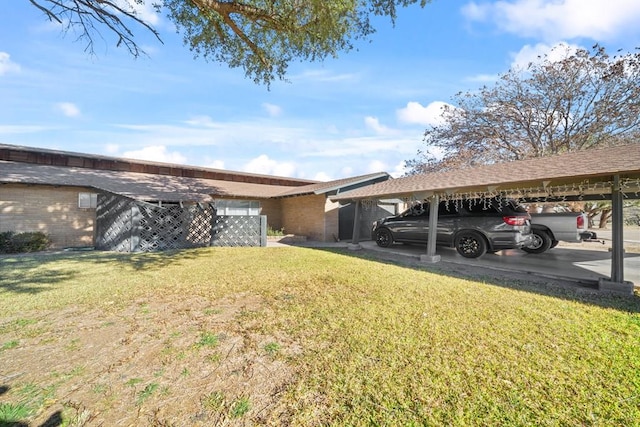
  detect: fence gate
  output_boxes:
[96,193,267,252]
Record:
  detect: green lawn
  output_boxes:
[1,247,639,426]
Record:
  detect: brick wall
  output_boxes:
[281,194,338,242]
[324,197,340,242]
[259,198,283,231]
[0,184,96,248]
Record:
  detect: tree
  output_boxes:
[406,45,640,174]
[27,0,430,85]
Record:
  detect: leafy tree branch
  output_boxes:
[24,0,430,85]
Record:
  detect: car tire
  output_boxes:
[454,231,487,258]
[522,229,553,254]
[375,228,393,248]
[550,239,559,249]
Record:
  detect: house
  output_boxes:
[0,144,391,251]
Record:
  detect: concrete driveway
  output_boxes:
[357,239,639,287]
[271,227,639,288]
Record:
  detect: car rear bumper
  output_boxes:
[490,232,534,250]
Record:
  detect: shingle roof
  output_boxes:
[276,172,390,197]
[0,161,292,202]
[0,143,317,187]
[332,143,640,201]
[0,162,390,203]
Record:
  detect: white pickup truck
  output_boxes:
[522,211,598,254]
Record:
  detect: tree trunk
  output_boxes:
[598,209,612,228]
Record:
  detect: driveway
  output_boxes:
[357,239,639,287]
[271,227,640,289]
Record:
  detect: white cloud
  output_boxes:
[465,73,499,83]
[313,171,332,182]
[396,101,450,127]
[462,0,640,42]
[55,102,81,118]
[122,145,187,164]
[243,154,297,177]
[510,42,580,70]
[390,161,408,178]
[117,0,160,25]
[184,115,220,128]
[104,144,119,154]
[207,160,226,169]
[367,160,387,173]
[0,52,20,75]
[341,166,354,176]
[364,116,391,134]
[262,103,282,117]
[0,125,49,134]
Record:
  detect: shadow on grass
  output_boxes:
[0,385,62,427]
[312,246,640,313]
[0,248,209,295]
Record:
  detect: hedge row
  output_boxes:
[0,231,51,254]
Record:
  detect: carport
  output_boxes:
[331,143,640,295]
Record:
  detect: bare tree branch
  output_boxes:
[407,45,640,175]
[28,0,162,57]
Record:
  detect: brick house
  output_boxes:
[0,144,391,250]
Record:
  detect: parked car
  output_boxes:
[523,211,597,254]
[371,197,533,258]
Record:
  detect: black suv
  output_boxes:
[372,197,533,258]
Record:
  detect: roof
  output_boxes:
[0,161,293,202]
[276,172,390,197]
[0,143,317,187]
[0,162,390,203]
[332,143,640,202]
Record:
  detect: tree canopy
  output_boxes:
[406,45,640,174]
[27,0,430,85]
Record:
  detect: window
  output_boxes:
[214,199,260,216]
[78,192,98,209]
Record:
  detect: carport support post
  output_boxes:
[347,200,362,251]
[599,175,634,295]
[420,194,441,263]
[610,175,624,283]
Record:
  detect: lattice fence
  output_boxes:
[95,193,136,252]
[210,215,265,247]
[96,193,266,252]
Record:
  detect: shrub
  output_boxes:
[0,232,13,251]
[0,231,51,254]
[266,226,286,237]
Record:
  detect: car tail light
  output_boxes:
[577,215,585,229]
[503,216,527,226]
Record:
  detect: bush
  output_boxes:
[266,226,286,237]
[0,231,51,254]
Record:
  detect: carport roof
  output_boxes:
[331,143,640,202]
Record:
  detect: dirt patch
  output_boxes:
[0,293,298,426]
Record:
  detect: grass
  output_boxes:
[0,402,32,424]
[1,246,640,425]
[136,383,159,406]
[196,332,219,348]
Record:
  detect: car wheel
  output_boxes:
[454,231,487,258]
[375,228,393,248]
[522,229,552,254]
[550,239,559,249]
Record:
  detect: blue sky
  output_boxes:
[1,1,639,181]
